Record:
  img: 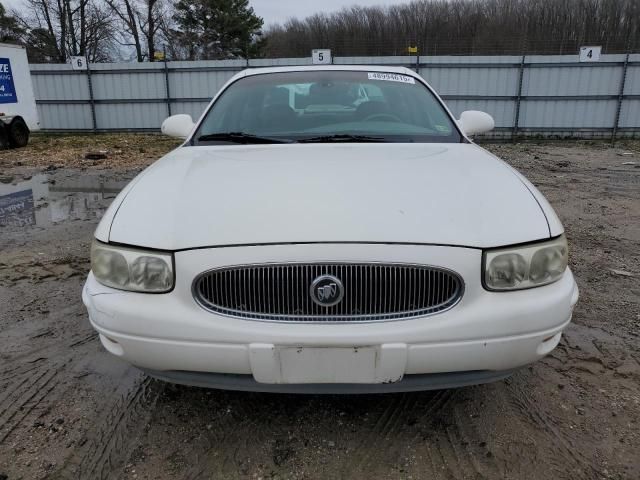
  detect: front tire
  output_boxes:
[0,125,9,150]
[7,117,30,148]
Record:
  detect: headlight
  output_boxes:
[483,235,568,291]
[91,240,174,293]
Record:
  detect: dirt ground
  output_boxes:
[0,134,638,480]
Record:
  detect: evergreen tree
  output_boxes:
[0,3,24,43]
[22,27,59,63]
[171,0,263,60]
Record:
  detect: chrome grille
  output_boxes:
[193,263,464,322]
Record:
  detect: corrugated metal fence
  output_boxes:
[30,54,640,138]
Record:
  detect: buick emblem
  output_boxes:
[310,274,344,307]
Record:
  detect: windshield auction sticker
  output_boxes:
[368,72,415,84]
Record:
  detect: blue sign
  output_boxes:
[0,58,18,104]
[0,189,35,227]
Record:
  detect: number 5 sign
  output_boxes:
[312,49,331,65]
[579,46,601,62]
[70,56,88,70]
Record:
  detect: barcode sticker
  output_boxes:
[368,72,416,84]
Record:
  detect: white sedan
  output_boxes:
[83,66,579,393]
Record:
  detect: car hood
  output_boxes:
[106,143,552,250]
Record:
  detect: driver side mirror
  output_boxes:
[161,114,195,139]
[458,111,495,136]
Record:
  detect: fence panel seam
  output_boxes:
[612,52,630,141]
[86,63,97,132]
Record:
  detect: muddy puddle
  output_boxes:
[0,174,126,230]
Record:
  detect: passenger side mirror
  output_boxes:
[458,111,495,136]
[161,114,195,139]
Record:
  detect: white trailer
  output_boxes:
[0,42,39,148]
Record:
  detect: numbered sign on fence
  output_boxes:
[579,46,601,62]
[312,49,332,65]
[70,56,88,71]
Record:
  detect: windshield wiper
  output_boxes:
[196,132,293,144]
[298,134,386,143]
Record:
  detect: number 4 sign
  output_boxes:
[70,56,88,70]
[312,49,332,65]
[579,46,601,62]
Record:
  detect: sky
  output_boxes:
[250,0,409,26]
[1,0,411,27]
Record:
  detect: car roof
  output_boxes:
[241,65,418,78]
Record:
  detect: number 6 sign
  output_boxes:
[70,56,88,70]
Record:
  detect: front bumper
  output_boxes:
[140,369,518,394]
[83,243,579,390]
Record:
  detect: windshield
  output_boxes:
[192,71,462,144]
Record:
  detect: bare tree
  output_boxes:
[105,0,143,61]
[14,0,640,62]
[104,0,165,62]
[140,0,162,61]
[17,0,115,62]
[263,0,640,57]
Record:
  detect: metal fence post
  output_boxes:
[513,54,526,139]
[612,51,630,142]
[163,50,172,117]
[86,62,98,132]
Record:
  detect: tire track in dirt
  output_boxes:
[344,387,504,480]
[408,389,499,480]
[0,361,46,387]
[503,375,602,479]
[183,409,241,478]
[0,292,90,454]
[405,390,457,479]
[0,359,69,444]
[68,332,99,348]
[229,394,287,477]
[439,397,502,480]
[338,393,409,477]
[338,391,459,479]
[0,290,160,480]
[0,319,99,441]
[183,392,299,479]
[225,394,273,478]
[55,374,163,480]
